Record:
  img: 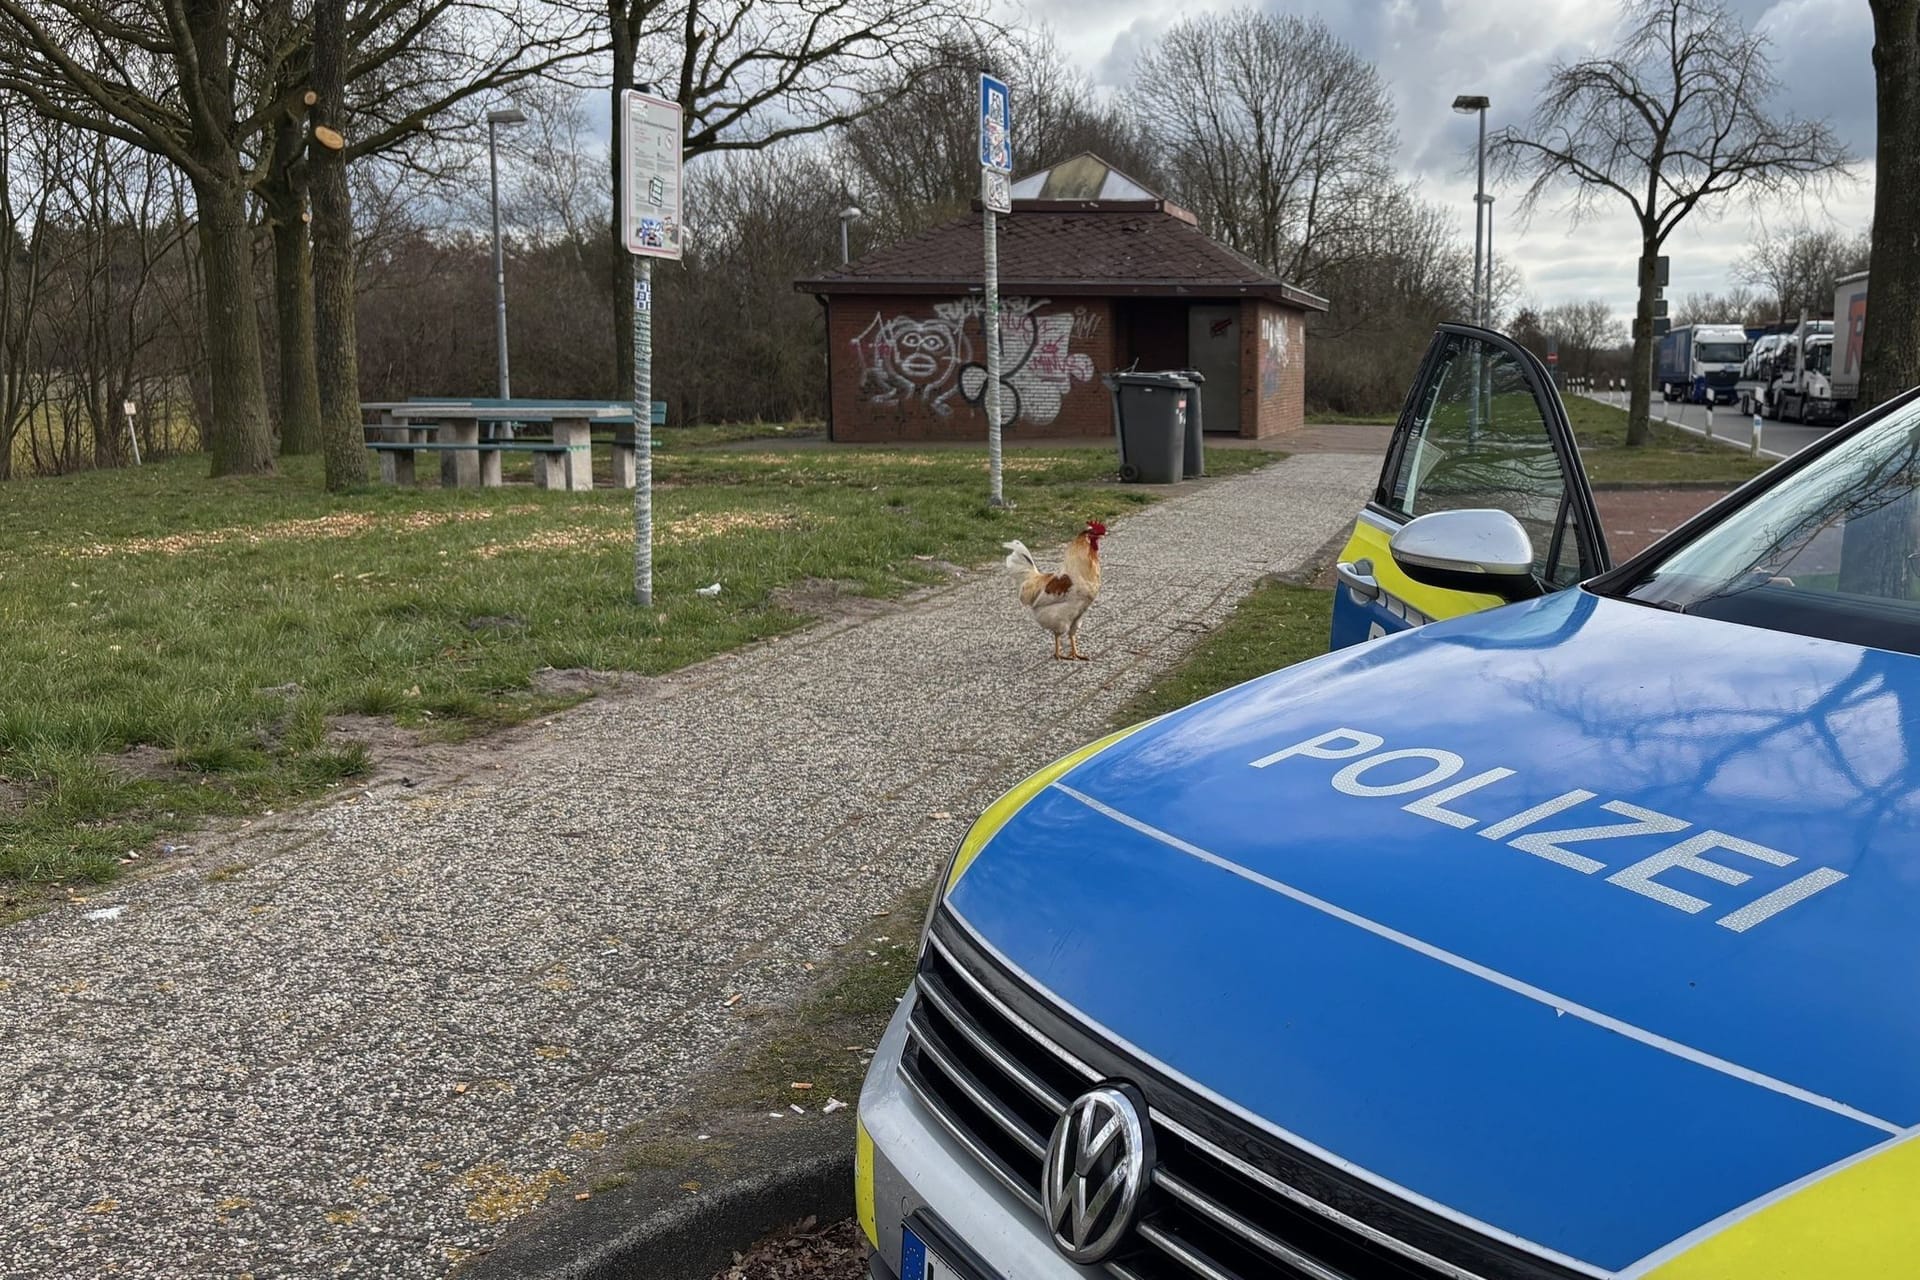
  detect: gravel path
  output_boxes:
[0,453,1376,1279]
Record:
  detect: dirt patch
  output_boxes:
[528,668,633,699]
[324,715,451,787]
[711,1217,864,1280]
[99,744,183,783]
[0,779,27,814]
[1594,487,1729,561]
[770,579,898,625]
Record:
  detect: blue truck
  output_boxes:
[1657,323,1751,405]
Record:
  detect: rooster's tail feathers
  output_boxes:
[1001,540,1039,574]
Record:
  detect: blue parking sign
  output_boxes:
[979,73,1012,173]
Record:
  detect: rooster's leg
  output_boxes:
[1051,633,1063,660]
[1069,621,1090,661]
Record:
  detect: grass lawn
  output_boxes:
[1566,397,1772,487]
[0,442,1271,890]
[1117,579,1336,726]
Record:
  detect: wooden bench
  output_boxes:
[364,439,573,488]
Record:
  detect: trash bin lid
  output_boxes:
[1111,372,1193,389]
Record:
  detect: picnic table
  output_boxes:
[359,399,662,490]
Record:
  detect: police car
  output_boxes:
[856,322,1920,1280]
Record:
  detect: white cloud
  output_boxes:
[1012,0,1877,325]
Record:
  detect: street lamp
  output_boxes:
[839,205,862,265]
[487,107,527,401]
[1452,94,1490,325]
[1482,193,1496,326]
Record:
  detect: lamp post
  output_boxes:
[1482,193,1496,325]
[487,108,527,401]
[1452,94,1490,325]
[838,205,862,265]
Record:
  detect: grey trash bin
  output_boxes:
[1172,369,1205,478]
[1106,372,1191,483]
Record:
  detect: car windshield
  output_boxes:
[1618,395,1920,654]
[1696,342,1747,364]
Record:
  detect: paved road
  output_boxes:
[1583,392,1831,460]
[0,452,1378,1279]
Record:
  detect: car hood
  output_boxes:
[945,589,1920,1274]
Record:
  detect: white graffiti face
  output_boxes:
[852,313,972,413]
[854,298,1097,427]
[892,320,963,380]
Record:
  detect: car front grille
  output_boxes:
[900,918,1590,1280]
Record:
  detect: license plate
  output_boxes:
[900,1224,959,1280]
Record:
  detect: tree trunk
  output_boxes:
[610,24,636,400]
[193,176,277,476]
[268,178,323,456]
[1862,0,1920,410]
[311,0,366,492]
[1626,234,1659,447]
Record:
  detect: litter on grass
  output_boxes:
[695,583,723,597]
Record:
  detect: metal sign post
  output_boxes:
[979,72,1013,508]
[620,88,685,607]
[122,399,141,465]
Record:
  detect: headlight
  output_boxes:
[918,721,1154,950]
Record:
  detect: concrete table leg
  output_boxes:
[480,449,504,487]
[445,420,482,487]
[555,419,592,491]
[610,442,636,488]
[372,413,401,484]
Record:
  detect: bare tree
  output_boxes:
[1738,219,1870,322]
[1672,287,1761,326]
[1132,10,1396,288]
[842,29,1160,242]
[254,0,588,462]
[1861,0,1920,409]
[1543,299,1627,378]
[0,0,287,474]
[600,0,984,399]
[1493,0,1850,446]
[310,0,364,491]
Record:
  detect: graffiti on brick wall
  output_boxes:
[850,313,972,414]
[1260,313,1291,399]
[850,297,1095,426]
[946,298,1096,428]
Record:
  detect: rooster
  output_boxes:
[1002,521,1105,660]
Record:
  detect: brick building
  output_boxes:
[796,155,1328,444]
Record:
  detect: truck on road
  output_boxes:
[1829,271,1870,413]
[1734,274,1868,426]
[1657,324,1750,405]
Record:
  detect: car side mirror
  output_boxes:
[1389,510,1545,603]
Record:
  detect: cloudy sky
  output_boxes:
[1025,0,1877,322]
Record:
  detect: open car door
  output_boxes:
[1327,324,1611,650]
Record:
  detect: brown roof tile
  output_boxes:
[797,203,1327,310]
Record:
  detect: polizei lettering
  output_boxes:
[1250,728,1846,932]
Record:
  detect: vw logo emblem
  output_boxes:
[1041,1084,1153,1264]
